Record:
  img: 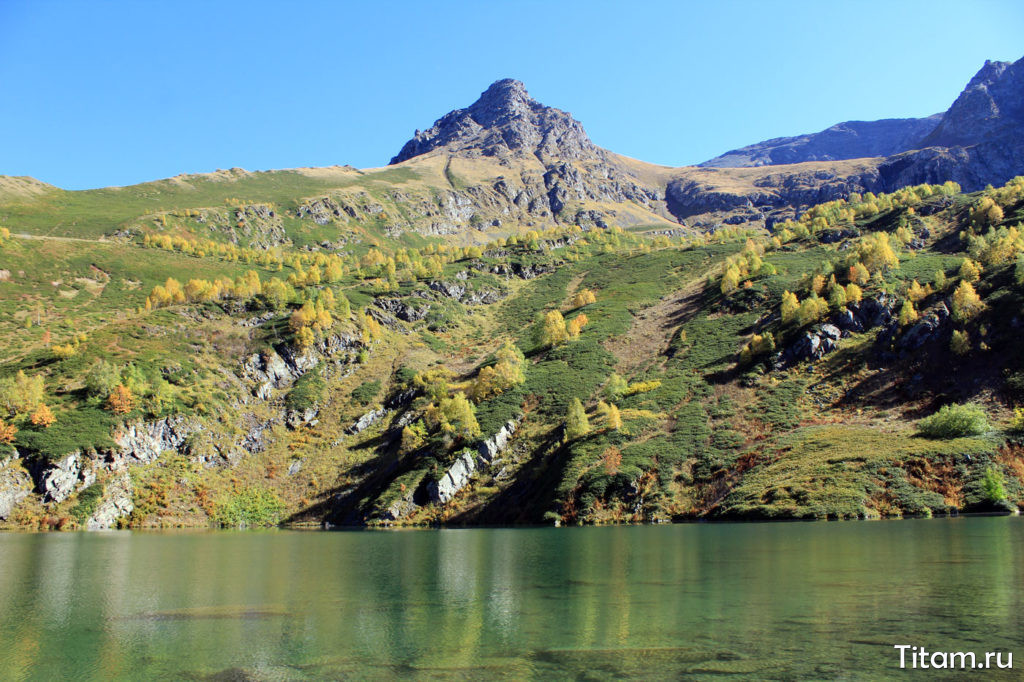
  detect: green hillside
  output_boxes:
[2,174,1024,529]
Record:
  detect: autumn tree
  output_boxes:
[107,384,134,415]
[295,326,316,350]
[602,446,622,475]
[566,313,588,339]
[848,262,871,285]
[720,265,741,294]
[537,310,568,349]
[856,232,899,274]
[950,330,970,355]
[30,403,56,428]
[780,291,800,323]
[604,373,628,401]
[951,281,985,322]
[564,398,590,440]
[597,401,622,431]
[425,393,480,440]
[898,300,919,326]
[85,360,122,398]
[0,419,17,444]
[797,295,828,325]
[571,289,597,307]
[958,258,982,283]
[0,370,45,415]
[845,283,863,304]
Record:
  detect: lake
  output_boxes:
[0,517,1021,680]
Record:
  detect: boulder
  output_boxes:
[347,408,386,435]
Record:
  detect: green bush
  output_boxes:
[351,379,381,406]
[285,372,326,411]
[918,403,990,438]
[214,487,286,527]
[16,407,115,460]
[981,467,1007,503]
[70,483,104,523]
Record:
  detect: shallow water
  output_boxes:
[0,517,1021,680]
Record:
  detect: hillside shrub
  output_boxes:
[918,403,990,438]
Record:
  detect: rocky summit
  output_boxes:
[389,79,603,165]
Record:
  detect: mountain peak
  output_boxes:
[389,79,602,165]
[921,55,1024,148]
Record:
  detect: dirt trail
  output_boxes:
[604,278,705,374]
[14,232,110,244]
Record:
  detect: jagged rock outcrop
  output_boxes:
[427,280,505,304]
[86,474,133,530]
[428,419,519,504]
[390,79,603,165]
[36,452,96,504]
[0,456,32,520]
[775,295,898,368]
[242,334,360,399]
[110,415,199,466]
[286,407,320,430]
[373,297,430,322]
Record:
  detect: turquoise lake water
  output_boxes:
[0,517,1021,680]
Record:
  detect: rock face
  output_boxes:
[0,456,32,520]
[428,419,519,505]
[702,116,941,168]
[86,474,133,530]
[922,59,1024,148]
[390,79,603,165]
[37,452,96,504]
[111,415,199,466]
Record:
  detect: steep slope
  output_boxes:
[701,116,940,168]
[879,56,1024,191]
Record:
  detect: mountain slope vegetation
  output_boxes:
[2,61,1024,530]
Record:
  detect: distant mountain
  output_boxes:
[702,55,1024,194]
[390,79,603,165]
[700,116,941,168]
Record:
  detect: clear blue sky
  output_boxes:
[2,0,1022,189]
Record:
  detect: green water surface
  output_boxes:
[0,517,1021,680]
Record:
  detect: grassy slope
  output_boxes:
[2,174,1024,529]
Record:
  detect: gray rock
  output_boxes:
[428,450,476,505]
[0,456,31,520]
[427,418,521,504]
[477,419,518,466]
[287,459,303,476]
[286,406,320,430]
[86,474,133,530]
[38,452,95,504]
[347,408,386,435]
[112,415,199,466]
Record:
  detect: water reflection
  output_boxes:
[0,519,1021,680]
